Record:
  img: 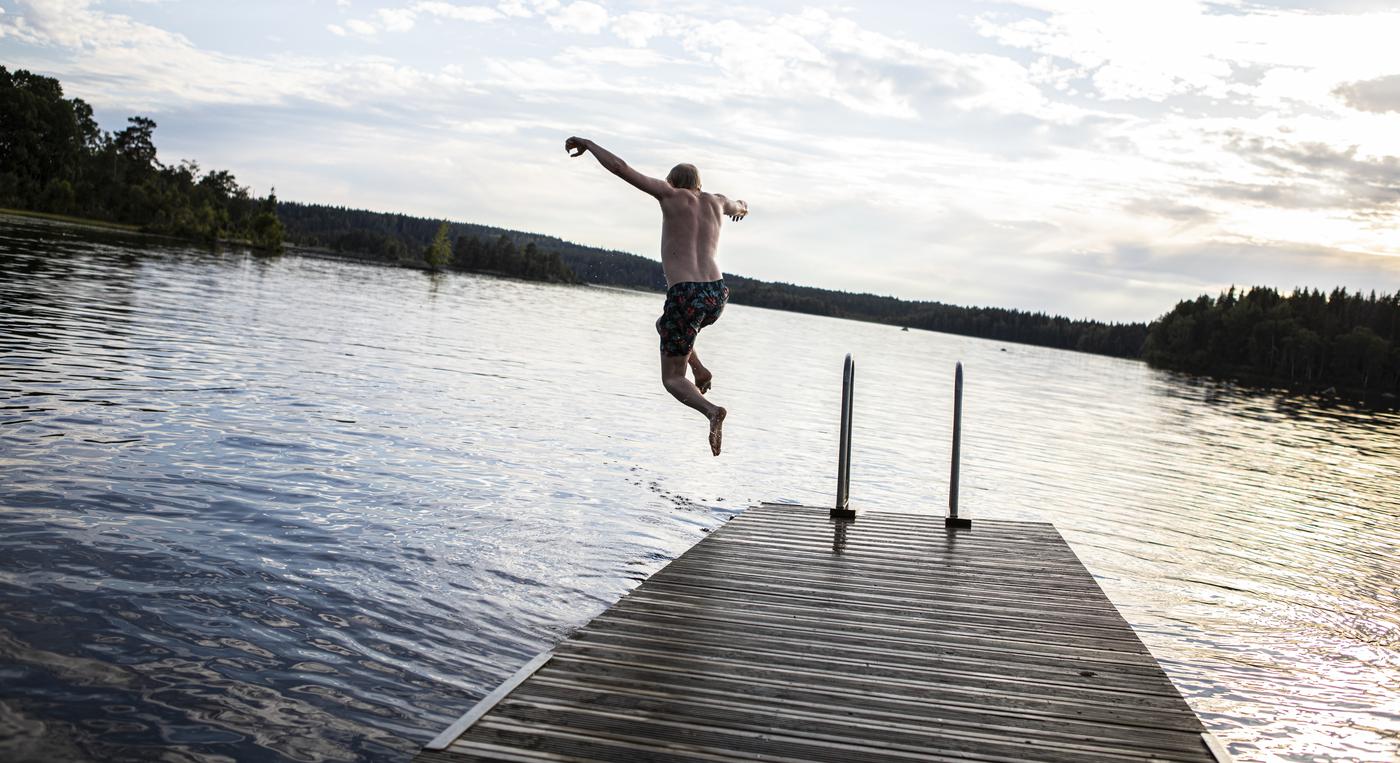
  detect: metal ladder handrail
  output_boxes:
[947,361,970,528]
[831,353,856,520]
[830,353,969,528]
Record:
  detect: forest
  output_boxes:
[277,202,577,283]
[0,66,282,249]
[1143,286,1399,398]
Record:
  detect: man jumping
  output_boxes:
[565,136,748,456]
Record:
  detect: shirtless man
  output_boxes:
[565,136,747,456]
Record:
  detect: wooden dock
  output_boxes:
[417,503,1227,762]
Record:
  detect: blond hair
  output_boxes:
[666,163,701,191]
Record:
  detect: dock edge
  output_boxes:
[423,650,554,751]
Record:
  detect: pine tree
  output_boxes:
[425,221,451,271]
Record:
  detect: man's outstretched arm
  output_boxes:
[565,137,673,199]
[714,194,748,222]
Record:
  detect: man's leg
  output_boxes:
[661,353,726,456]
[688,348,713,394]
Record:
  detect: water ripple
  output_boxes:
[1,215,1397,761]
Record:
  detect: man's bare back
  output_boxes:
[658,190,727,285]
[565,136,747,455]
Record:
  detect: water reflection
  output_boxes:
[1,215,1397,762]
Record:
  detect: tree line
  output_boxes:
[1144,286,1399,399]
[0,66,283,249]
[276,201,577,282]
[720,275,1149,357]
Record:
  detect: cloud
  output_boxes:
[0,0,480,110]
[2,0,186,49]
[546,1,607,34]
[1093,240,1400,305]
[498,0,559,18]
[558,45,669,68]
[1221,133,1400,214]
[341,1,510,33]
[610,10,670,46]
[413,2,502,23]
[1125,198,1216,225]
[551,8,1084,122]
[344,18,377,35]
[1335,74,1400,114]
[376,8,416,32]
[975,2,1237,102]
[1198,182,1331,210]
[497,0,531,18]
[978,1,1400,107]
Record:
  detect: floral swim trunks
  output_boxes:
[656,279,729,357]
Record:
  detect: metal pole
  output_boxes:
[947,362,970,528]
[832,353,856,520]
[843,355,854,498]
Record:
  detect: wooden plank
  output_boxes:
[703,538,1104,581]
[617,584,1154,648]
[478,701,1203,763]
[543,649,1205,728]
[643,568,1134,622]
[520,668,1206,750]
[718,518,1071,548]
[519,673,1209,754]
[713,523,1086,557]
[416,504,1215,763]
[582,605,1174,675]
[567,623,1183,694]
[661,544,1110,589]
[499,686,1212,761]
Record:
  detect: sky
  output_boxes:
[2,0,1399,322]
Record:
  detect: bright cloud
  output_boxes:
[546,1,607,34]
[376,8,416,32]
[344,18,377,35]
[1,0,1397,321]
[414,2,502,24]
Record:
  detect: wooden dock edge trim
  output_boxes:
[755,503,1054,527]
[1202,731,1236,762]
[424,651,555,751]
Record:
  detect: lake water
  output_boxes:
[1,216,1397,762]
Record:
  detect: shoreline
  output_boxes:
[0,207,144,234]
[281,243,580,285]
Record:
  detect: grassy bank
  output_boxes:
[0,207,143,233]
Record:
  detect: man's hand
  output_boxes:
[565,136,590,157]
[729,200,748,222]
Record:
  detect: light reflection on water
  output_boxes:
[1,216,1397,762]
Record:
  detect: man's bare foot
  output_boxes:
[708,407,726,456]
[694,368,713,394]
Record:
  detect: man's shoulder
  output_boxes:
[660,188,708,207]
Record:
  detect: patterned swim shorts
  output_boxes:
[656,280,729,357]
